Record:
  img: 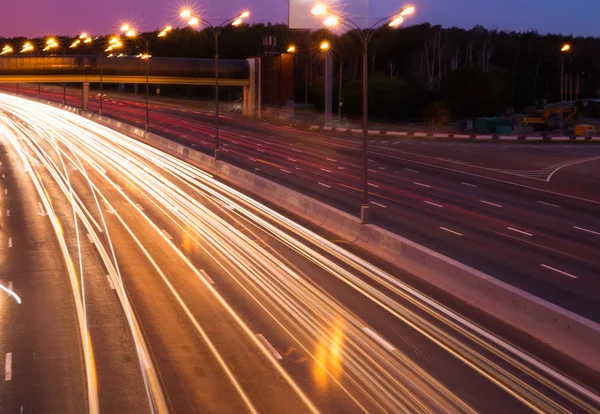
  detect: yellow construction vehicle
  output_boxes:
[522,107,577,128]
[575,124,596,137]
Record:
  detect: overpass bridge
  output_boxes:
[0,55,259,115]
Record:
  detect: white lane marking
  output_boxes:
[5,353,12,381]
[368,159,375,163]
[480,200,503,208]
[8,238,12,248]
[372,149,600,207]
[461,182,477,187]
[368,182,379,188]
[257,149,265,153]
[0,282,21,304]
[1,174,4,178]
[256,334,282,360]
[338,167,345,170]
[280,169,291,174]
[249,158,257,162]
[507,227,533,237]
[87,233,94,244]
[4,189,6,195]
[413,182,431,188]
[161,230,173,240]
[405,168,419,173]
[362,327,396,352]
[287,158,297,162]
[106,275,115,290]
[6,210,9,217]
[573,226,600,237]
[440,227,463,236]
[318,182,331,188]
[546,156,600,182]
[135,203,144,211]
[199,270,215,284]
[540,264,578,279]
[326,158,337,162]
[254,168,261,171]
[296,167,303,171]
[320,168,332,173]
[102,199,115,214]
[424,201,444,208]
[371,202,387,208]
[367,169,377,173]
[537,201,560,208]
[8,281,12,292]
[38,202,48,216]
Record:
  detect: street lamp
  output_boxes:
[313,3,415,224]
[43,37,59,52]
[181,8,250,160]
[560,43,571,132]
[1,45,13,55]
[120,23,171,131]
[20,41,34,53]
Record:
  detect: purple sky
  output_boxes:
[1,0,599,38]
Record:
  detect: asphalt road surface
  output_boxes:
[7,84,600,323]
[1,92,600,412]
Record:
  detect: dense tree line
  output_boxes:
[5,23,600,121]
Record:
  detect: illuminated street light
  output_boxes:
[158,26,172,37]
[180,7,250,160]
[1,45,13,55]
[21,41,34,53]
[312,3,416,224]
[311,4,327,15]
[559,43,572,131]
[389,16,404,27]
[400,5,415,15]
[43,37,59,52]
[320,41,330,50]
[323,15,338,27]
[287,45,296,53]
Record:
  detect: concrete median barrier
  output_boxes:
[100,110,600,371]
[10,93,600,372]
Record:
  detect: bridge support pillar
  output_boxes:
[82,82,90,111]
[244,58,259,117]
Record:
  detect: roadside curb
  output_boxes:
[310,125,600,142]
[14,94,600,372]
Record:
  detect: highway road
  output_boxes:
[6,84,600,323]
[2,91,600,412]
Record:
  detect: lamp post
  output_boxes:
[120,24,171,131]
[69,33,93,105]
[312,3,415,223]
[559,43,570,133]
[181,8,249,160]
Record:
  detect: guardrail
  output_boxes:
[310,125,600,142]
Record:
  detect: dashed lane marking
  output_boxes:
[480,200,503,208]
[424,201,443,208]
[440,227,463,236]
[507,227,533,237]
[256,334,282,360]
[540,264,578,279]
[574,226,600,237]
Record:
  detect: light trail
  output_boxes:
[1,92,599,413]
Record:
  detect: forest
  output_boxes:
[4,22,600,121]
